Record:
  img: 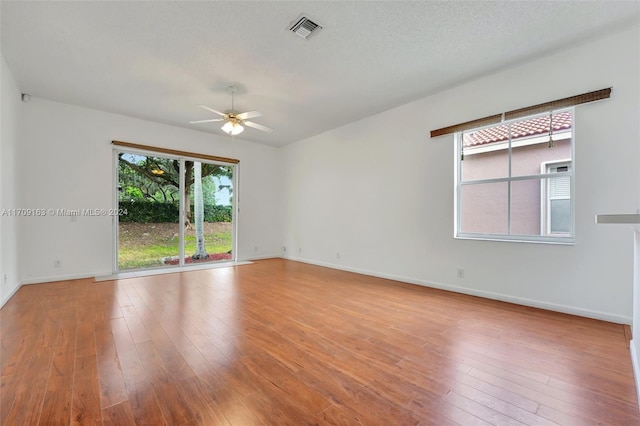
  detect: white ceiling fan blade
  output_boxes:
[237,110,262,120]
[189,118,224,124]
[244,121,273,133]
[197,105,226,116]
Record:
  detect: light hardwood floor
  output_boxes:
[1,258,638,425]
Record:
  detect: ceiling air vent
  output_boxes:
[289,15,322,39]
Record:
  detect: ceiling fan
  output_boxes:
[189,86,272,136]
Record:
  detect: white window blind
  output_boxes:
[548,165,570,199]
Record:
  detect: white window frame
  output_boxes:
[112,146,239,273]
[540,159,572,237]
[454,108,575,245]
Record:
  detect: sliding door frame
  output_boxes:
[112,145,238,273]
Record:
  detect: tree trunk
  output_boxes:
[192,162,208,260]
[184,161,193,229]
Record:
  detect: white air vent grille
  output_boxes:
[289,15,322,39]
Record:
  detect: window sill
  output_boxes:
[455,233,575,245]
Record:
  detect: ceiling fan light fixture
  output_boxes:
[222,121,244,135]
[191,85,270,135]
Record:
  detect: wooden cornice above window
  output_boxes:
[430,114,502,138]
[430,87,612,138]
[112,140,239,164]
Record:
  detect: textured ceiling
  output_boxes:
[2,1,638,147]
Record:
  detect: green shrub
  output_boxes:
[119,201,232,223]
[203,205,233,222]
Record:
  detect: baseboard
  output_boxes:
[243,255,281,261]
[631,340,640,410]
[21,272,103,286]
[282,255,631,325]
[0,283,22,308]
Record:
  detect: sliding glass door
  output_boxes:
[183,160,234,266]
[116,150,235,272]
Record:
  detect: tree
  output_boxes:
[118,158,178,203]
[118,154,232,227]
[192,162,209,259]
[192,174,219,206]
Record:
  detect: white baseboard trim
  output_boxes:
[21,261,255,285]
[0,283,23,308]
[21,272,100,286]
[631,340,640,411]
[282,255,631,325]
[244,255,281,261]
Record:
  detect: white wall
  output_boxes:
[633,232,640,406]
[632,23,640,396]
[282,21,640,323]
[18,98,283,282]
[0,54,21,306]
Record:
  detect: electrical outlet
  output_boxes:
[54,260,62,268]
[254,245,258,252]
[283,246,287,252]
[299,248,302,253]
[457,268,464,278]
[336,252,340,259]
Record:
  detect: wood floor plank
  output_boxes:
[0,259,638,424]
[75,308,97,358]
[624,324,633,348]
[212,389,264,425]
[318,399,418,426]
[437,399,494,426]
[39,348,75,425]
[71,355,102,426]
[121,305,152,344]
[37,313,62,348]
[450,381,558,426]
[102,401,135,426]
[1,334,37,377]
[173,377,232,426]
[442,390,527,426]
[296,361,421,425]
[454,369,540,413]
[243,330,305,373]
[121,365,168,426]
[240,352,331,416]
[0,373,19,425]
[548,374,639,407]
[95,330,129,408]
[3,344,56,425]
[241,386,323,425]
[135,308,196,382]
[135,340,196,425]
[537,403,600,426]
[467,366,639,425]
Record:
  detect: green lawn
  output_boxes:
[118,222,232,270]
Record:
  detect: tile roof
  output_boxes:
[463,111,572,147]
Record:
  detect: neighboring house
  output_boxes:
[460,111,572,236]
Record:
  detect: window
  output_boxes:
[543,160,571,236]
[455,109,574,244]
[112,141,239,272]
